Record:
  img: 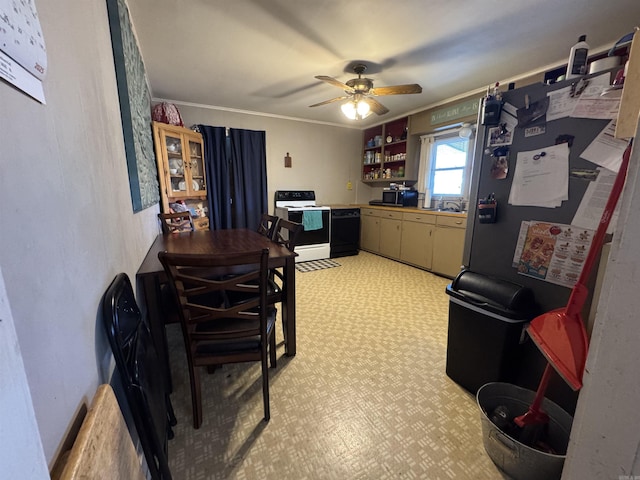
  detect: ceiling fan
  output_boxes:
[309,63,422,119]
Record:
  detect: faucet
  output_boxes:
[444,201,461,212]
[444,198,466,212]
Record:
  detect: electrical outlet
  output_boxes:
[347,181,352,190]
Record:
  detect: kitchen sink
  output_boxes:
[421,207,466,213]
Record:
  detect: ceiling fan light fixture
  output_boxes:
[357,100,370,117]
[341,100,357,119]
[341,98,371,120]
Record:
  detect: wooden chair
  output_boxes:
[267,219,303,341]
[101,273,175,480]
[257,213,280,239]
[158,212,194,234]
[159,249,277,429]
[271,218,303,252]
[157,212,195,324]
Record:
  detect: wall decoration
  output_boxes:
[106,0,158,212]
[430,98,480,126]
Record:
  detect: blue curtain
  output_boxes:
[198,125,230,230]
[229,128,268,230]
[198,125,267,230]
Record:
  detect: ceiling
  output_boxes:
[126,0,640,128]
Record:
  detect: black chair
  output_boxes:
[102,273,175,480]
[268,219,303,340]
[159,248,277,429]
[257,213,280,239]
[272,218,303,251]
[158,212,194,234]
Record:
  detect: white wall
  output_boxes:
[0,267,49,478]
[0,0,159,467]
[562,137,640,478]
[175,104,373,207]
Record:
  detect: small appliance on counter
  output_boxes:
[382,187,418,207]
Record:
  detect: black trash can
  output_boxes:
[445,270,537,394]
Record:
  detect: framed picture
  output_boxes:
[106,0,159,212]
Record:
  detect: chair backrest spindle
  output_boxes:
[158,212,195,234]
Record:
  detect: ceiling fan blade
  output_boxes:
[315,75,355,94]
[362,97,389,115]
[309,96,350,108]
[370,84,423,96]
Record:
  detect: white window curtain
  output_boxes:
[417,135,435,208]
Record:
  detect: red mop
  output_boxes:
[515,140,634,431]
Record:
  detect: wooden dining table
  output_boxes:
[136,228,297,390]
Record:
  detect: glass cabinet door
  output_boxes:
[164,134,187,195]
[188,138,206,194]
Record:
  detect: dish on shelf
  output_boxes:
[192,180,199,191]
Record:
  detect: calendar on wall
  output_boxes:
[0,0,47,103]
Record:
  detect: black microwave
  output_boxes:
[382,189,419,207]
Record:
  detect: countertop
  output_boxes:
[320,204,468,218]
[358,204,468,218]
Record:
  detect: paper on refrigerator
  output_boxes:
[571,167,619,234]
[508,143,569,207]
[580,120,629,172]
[546,73,611,122]
[513,221,595,288]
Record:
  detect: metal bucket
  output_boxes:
[476,382,573,480]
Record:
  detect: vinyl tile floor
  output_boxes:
[165,251,507,479]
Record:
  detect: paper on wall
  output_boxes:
[0,0,47,78]
[0,0,46,103]
[0,50,44,102]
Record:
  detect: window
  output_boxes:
[418,127,474,208]
[432,136,470,195]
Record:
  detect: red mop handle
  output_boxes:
[566,140,633,315]
[514,364,553,427]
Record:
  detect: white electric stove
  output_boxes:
[274,190,331,262]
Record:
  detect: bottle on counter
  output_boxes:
[566,35,589,79]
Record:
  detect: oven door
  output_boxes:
[287,209,330,245]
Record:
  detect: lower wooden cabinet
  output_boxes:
[360,209,381,253]
[360,207,466,278]
[378,211,403,259]
[400,213,435,269]
[432,216,467,278]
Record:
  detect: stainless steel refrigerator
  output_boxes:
[461,71,623,413]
